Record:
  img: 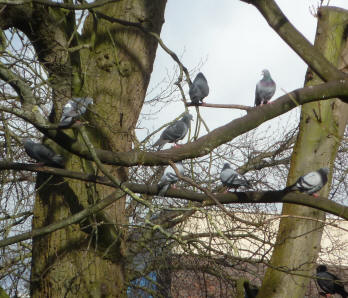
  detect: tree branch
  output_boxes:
[186,102,252,111]
[0,190,124,249]
[0,0,120,10]
[39,79,348,166]
[1,161,347,221]
[240,0,345,81]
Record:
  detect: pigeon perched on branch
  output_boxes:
[23,139,64,168]
[153,112,193,150]
[316,265,348,298]
[157,162,184,196]
[283,168,328,197]
[220,163,251,192]
[189,72,209,105]
[255,69,276,106]
[59,97,93,128]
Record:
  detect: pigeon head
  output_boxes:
[222,163,231,170]
[316,265,328,273]
[23,138,33,145]
[182,112,193,122]
[84,97,94,106]
[196,72,206,80]
[262,69,271,79]
[320,168,329,175]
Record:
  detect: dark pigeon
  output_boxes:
[59,97,93,128]
[153,112,193,150]
[157,162,184,196]
[244,281,259,298]
[255,69,276,106]
[23,139,64,168]
[220,163,251,191]
[316,265,348,298]
[283,168,329,197]
[189,72,209,105]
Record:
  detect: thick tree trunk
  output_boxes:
[30,1,166,297]
[259,7,348,297]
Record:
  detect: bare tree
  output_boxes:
[0,1,347,297]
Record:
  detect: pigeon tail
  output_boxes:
[50,155,65,168]
[158,183,170,196]
[58,118,73,128]
[283,183,297,193]
[153,139,167,150]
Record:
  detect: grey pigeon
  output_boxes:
[316,265,348,298]
[153,112,193,150]
[220,163,251,191]
[244,281,259,298]
[23,139,64,168]
[255,69,276,106]
[283,168,328,196]
[59,97,93,128]
[189,72,209,105]
[157,161,184,196]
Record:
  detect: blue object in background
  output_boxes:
[127,271,157,298]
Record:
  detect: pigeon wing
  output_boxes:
[157,166,178,196]
[189,77,209,104]
[297,171,322,194]
[161,120,187,142]
[59,101,79,127]
[316,271,335,294]
[220,168,237,187]
[255,81,276,105]
[234,173,250,188]
[255,83,263,106]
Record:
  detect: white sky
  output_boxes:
[138,0,348,144]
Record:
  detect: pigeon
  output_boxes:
[59,97,93,128]
[153,112,193,150]
[189,72,209,105]
[220,163,251,191]
[283,168,329,197]
[157,161,184,196]
[255,69,276,106]
[244,281,259,298]
[316,265,348,298]
[23,139,64,168]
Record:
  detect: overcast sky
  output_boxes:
[138,0,348,143]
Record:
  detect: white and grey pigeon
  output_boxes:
[153,112,193,150]
[59,97,93,128]
[23,139,64,168]
[189,72,209,105]
[157,161,184,196]
[255,69,276,106]
[220,163,251,192]
[283,168,329,197]
[316,265,348,298]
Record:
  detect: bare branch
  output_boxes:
[240,0,345,81]
[0,0,120,10]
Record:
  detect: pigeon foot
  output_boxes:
[172,143,183,148]
[312,193,319,198]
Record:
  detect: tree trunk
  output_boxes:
[30,1,166,297]
[259,7,348,297]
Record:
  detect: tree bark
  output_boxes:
[259,7,348,297]
[28,1,166,297]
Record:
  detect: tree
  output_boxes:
[0,0,347,297]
